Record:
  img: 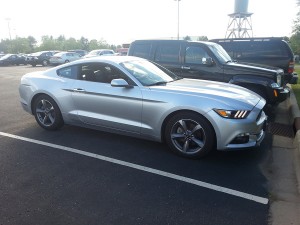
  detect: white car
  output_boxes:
[19,56,267,158]
[49,52,81,65]
[84,49,116,58]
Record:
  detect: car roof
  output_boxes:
[131,39,217,46]
[51,56,145,68]
[210,37,287,42]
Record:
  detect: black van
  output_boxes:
[210,37,298,84]
[128,39,290,105]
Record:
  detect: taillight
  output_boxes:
[288,61,294,74]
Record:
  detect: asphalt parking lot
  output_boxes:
[0,65,273,225]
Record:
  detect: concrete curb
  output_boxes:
[289,85,300,195]
[270,86,300,225]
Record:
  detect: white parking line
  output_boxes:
[0,131,268,205]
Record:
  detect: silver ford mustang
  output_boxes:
[19,56,267,158]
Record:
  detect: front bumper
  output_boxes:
[206,100,267,151]
[271,86,290,104]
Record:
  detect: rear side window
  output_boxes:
[221,41,290,59]
[57,66,77,79]
[155,44,180,63]
[131,43,152,59]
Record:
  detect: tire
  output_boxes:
[33,95,64,130]
[165,112,215,158]
[31,64,36,67]
[42,60,48,66]
[65,60,70,63]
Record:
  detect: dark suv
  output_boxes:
[26,51,54,67]
[210,37,298,84]
[128,39,290,105]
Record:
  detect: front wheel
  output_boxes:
[33,95,64,130]
[165,112,215,158]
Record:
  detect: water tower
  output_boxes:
[225,0,253,38]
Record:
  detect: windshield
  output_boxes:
[121,60,178,86]
[0,54,12,59]
[88,50,100,56]
[208,43,232,63]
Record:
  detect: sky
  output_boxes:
[0,0,299,46]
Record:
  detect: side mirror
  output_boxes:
[202,57,214,66]
[111,79,132,88]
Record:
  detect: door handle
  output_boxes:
[73,88,86,92]
[181,66,190,70]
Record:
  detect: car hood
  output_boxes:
[225,61,283,75]
[150,79,263,110]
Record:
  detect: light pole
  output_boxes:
[174,0,181,40]
[5,18,12,40]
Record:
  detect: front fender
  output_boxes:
[229,75,274,87]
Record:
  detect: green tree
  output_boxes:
[38,35,56,51]
[290,0,300,54]
[0,39,10,53]
[27,36,37,52]
[290,11,300,55]
[184,35,191,41]
[89,39,100,50]
[10,37,32,53]
[197,36,208,41]
[64,37,80,50]
[80,37,89,50]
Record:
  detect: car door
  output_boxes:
[71,62,143,134]
[180,43,224,82]
[153,42,183,76]
[69,53,79,62]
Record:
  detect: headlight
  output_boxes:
[214,109,250,119]
[277,74,281,86]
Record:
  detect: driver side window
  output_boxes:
[185,46,209,64]
[78,63,134,85]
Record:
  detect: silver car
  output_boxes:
[19,56,267,158]
[49,52,81,65]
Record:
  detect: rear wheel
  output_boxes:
[165,112,215,158]
[42,60,48,66]
[33,95,64,130]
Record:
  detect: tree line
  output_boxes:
[1,30,300,56]
[0,35,120,54]
[0,35,209,55]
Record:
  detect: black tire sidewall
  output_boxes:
[42,60,48,66]
[165,112,215,158]
[33,95,63,130]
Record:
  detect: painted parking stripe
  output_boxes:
[0,131,268,205]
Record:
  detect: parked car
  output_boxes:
[84,49,115,58]
[128,39,289,105]
[19,56,267,158]
[68,49,88,57]
[49,51,81,65]
[26,51,54,67]
[0,54,27,66]
[116,48,128,56]
[210,37,298,85]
